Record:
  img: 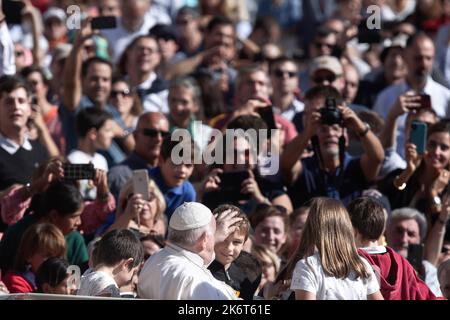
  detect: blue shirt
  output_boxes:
[288,152,368,208]
[149,167,196,219]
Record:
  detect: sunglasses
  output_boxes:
[273,69,297,78]
[313,74,337,84]
[315,42,335,50]
[110,88,132,98]
[141,128,170,138]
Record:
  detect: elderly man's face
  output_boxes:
[385,218,421,258]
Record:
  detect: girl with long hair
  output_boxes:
[286,197,383,300]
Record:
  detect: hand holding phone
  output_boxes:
[407,244,424,273]
[132,170,149,201]
[409,121,428,155]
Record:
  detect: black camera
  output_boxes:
[319,98,342,126]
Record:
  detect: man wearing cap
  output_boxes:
[309,55,346,95]
[43,7,68,52]
[281,87,384,209]
[138,202,241,300]
[373,32,450,159]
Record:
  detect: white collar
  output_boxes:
[0,132,32,155]
[166,243,206,269]
[137,72,157,90]
[360,246,387,254]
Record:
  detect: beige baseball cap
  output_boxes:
[169,202,213,231]
[310,55,343,77]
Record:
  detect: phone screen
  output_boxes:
[91,16,117,29]
[257,107,276,138]
[63,163,95,180]
[409,121,427,154]
[420,94,432,110]
[132,170,149,201]
[219,171,251,202]
[2,0,24,24]
[407,244,424,273]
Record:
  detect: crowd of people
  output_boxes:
[0,0,449,300]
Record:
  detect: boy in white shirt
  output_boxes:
[68,107,114,199]
[77,229,144,297]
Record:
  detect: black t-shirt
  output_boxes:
[0,139,49,191]
[208,252,262,300]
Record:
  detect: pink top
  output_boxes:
[1,185,116,235]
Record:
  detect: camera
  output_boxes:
[319,98,342,126]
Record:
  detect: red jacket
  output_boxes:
[358,246,436,300]
[2,271,35,294]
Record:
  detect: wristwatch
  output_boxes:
[358,122,371,137]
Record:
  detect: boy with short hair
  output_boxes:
[149,136,197,219]
[208,204,262,300]
[347,197,437,300]
[77,229,144,297]
[68,107,114,199]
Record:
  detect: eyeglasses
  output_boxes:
[273,69,297,79]
[313,74,337,84]
[110,88,132,98]
[315,42,335,50]
[141,128,170,138]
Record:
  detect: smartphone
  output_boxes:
[63,163,95,180]
[132,169,149,201]
[2,0,24,25]
[407,244,424,273]
[257,107,276,138]
[91,16,117,29]
[409,121,428,155]
[219,170,251,202]
[357,19,382,44]
[419,94,432,110]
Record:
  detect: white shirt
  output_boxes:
[0,22,15,76]
[373,78,450,157]
[67,150,108,200]
[290,253,380,300]
[0,133,32,154]
[77,270,120,297]
[274,98,305,122]
[137,72,169,114]
[100,9,170,64]
[138,243,239,300]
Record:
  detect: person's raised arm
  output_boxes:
[340,106,384,182]
[62,17,94,112]
[424,194,450,266]
[280,111,320,185]
[380,92,420,148]
[21,0,43,66]
[29,104,60,157]
[0,2,16,76]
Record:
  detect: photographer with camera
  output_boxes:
[281,92,384,209]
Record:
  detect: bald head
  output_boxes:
[136,112,168,130]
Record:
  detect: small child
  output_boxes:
[149,136,197,219]
[36,257,73,295]
[77,229,144,297]
[208,204,262,300]
[68,107,115,200]
[348,197,437,300]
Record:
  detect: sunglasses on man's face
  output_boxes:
[313,74,337,84]
[141,128,170,138]
[273,69,297,79]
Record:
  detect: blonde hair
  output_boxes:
[286,197,369,280]
[252,243,281,275]
[117,178,166,223]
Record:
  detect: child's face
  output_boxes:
[95,119,115,150]
[215,230,246,268]
[159,158,194,187]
